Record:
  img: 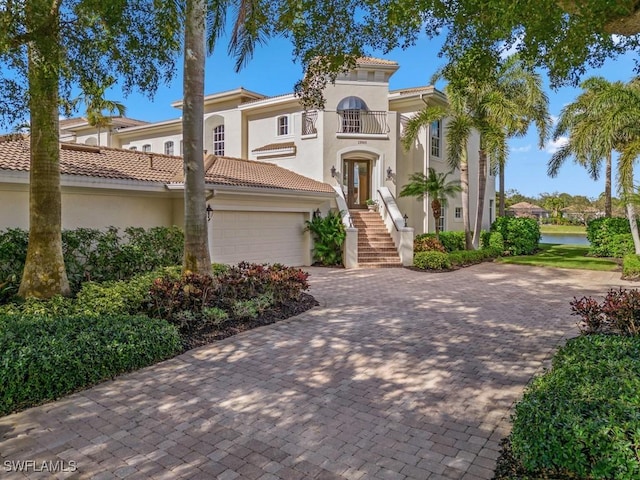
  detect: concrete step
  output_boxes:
[357,262,403,268]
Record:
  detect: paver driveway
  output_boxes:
[0,264,631,480]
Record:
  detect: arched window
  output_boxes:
[164,141,174,156]
[142,144,151,153]
[129,146,137,151]
[84,137,98,146]
[213,125,224,156]
[337,96,368,133]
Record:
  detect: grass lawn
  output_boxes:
[539,224,587,234]
[496,244,619,271]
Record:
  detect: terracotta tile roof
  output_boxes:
[204,155,334,193]
[251,141,296,152]
[508,202,547,211]
[0,135,333,194]
[356,57,398,66]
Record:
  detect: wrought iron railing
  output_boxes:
[336,110,389,134]
[302,110,318,135]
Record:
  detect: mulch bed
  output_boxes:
[179,293,319,351]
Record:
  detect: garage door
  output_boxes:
[211,211,307,266]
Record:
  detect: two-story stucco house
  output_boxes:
[2,57,494,268]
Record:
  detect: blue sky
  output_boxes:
[96,32,638,199]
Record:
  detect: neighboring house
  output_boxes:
[561,206,602,225]
[507,202,549,219]
[61,57,495,237]
[3,58,495,267]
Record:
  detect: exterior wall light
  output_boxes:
[331,165,337,178]
[313,208,321,219]
[386,166,393,180]
[206,204,214,221]
[403,213,408,227]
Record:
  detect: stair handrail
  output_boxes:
[377,187,405,231]
[333,184,353,228]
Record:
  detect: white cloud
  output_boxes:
[550,114,559,126]
[544,136,569,154]
[511,144,532,153]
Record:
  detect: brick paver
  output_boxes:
[0,264,631,479]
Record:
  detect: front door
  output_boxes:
[343,159,371,209]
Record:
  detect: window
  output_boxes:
[489,199,494,224]
[213,125,224,156]
[277,116,289,136]
[164,141,174,156]
[142,144,151,153]
[337,96,367,134]
[341,109,361,133]
[438,207,446,232]
[180,140,184,156]
[129,146,137,151]
[454,207,462,220]
[431,120,441,157]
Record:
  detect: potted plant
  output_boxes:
[365,199,378,211]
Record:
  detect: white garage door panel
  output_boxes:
[212,211,306,266]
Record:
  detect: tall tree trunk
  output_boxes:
[460,150,473,250]
[432,198,441,239]
[626,202,640,255]
[472,148,487,249]
[499,160,505,217]
[605,152,612,217]
[182,0,212,274]
[19,7,70,298]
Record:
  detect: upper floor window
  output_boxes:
[454,207,462,220]
[164,141,174,156]
[337,96,367,134]
[142,144,151,153]
[213,125,225,156]
[431,120,441,157]
[438,206,446,232]
[180,140,184,156]
[129,146,137,151]
[277,115,289,136]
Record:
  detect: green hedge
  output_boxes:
[0,226,184,299]
[510,335,640,480]
[413,251,451,270]
[0,314,181,416]
[447,248,499,267]
[438,231,466,252]
[623,254,640,280]
[587,217,637,257]
[490,217,540,255]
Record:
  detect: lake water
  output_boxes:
[540,233,589,246]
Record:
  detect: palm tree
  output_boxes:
[548,77,617,217]
[73,80,126,147]
[402,55,550,249]
[561,78,640,253]
[399,168,462,238]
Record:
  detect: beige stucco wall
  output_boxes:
[0,183,177,230]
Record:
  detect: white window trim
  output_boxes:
[454,206,462,221]
[276,114,293,138]
[213,124,225,156]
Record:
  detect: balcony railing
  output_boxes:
[302,110,318,136]
[336,110,389,135]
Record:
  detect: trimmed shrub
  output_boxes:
[596,232,635,258]
[414,234,446,253]
[0,314,181,415]
[571,288,640,335]
[587,217,635,257]
[510,335,640,480]
[490,216,540,255]
[413,251,451,270]
[438,231,466,252]
[448,248,497,267]
[623,254,640,280]
[148,272,219,323]
[0,226,184,297]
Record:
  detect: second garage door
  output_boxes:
[211,211,307,266]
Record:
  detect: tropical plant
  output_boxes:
[305,211,346,266]
[548,77,619,217]
[399,168,461,238]
[402,55,550,249]
[74,79,126,147]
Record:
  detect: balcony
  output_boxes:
[302,111,318,137]
[336,110,389,137]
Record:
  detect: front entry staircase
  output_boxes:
[350,210,403,268]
